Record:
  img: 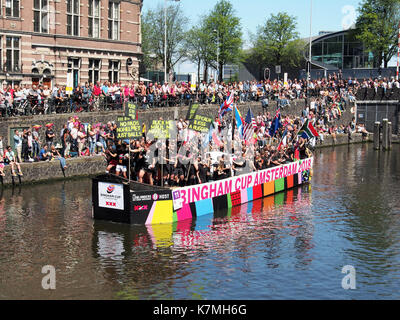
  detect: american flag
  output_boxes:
[243,108,257,142]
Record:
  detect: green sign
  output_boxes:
[116,117,142,139]
[148,120,174,139]
[188,114,213,133]
[125,103,137,119]
[186,103,200,121]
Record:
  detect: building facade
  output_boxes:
[0,0,143,87]
[307,30,374,71]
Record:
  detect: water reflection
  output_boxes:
[0,144,399,299]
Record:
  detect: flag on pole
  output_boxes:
[234,106,244,138]
[219,91,234,118]
[243,108,257,142]
[269,108,281,137]
[277,128,288,151]
[298,119,319,140]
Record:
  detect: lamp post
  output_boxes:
[214,29,219,82]
[164,0,180,83]
[307,0,313,98]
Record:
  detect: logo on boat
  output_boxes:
[106,185,115,194]
[173,191,181,200]
[134,205,148,211]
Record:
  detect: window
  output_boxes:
[33,0,49,33]
[108,60,119,83]
[6,0,20,17]
[88,59,101,84]
[67,0,80,36]
[68,57,81,88]
[108,1,120,40]
[89,0,101,38]
[5,36,20,72]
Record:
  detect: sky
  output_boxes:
[142,0,395,73]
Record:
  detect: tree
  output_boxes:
[255,12,300,67]
[203,0,242,82]
[141,3,189,81]
[355,0,400,68]
[244,12,303,77]
[185,15,218,84]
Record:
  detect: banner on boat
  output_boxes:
[172,158,313,210]
[98,182,125,211]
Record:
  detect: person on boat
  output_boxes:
[103,143,118,174]
[196,157,208,184]
[115,143,128,179]
[216,159,229,180]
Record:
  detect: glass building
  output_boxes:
[307,30,375,70]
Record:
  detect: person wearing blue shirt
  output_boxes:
[13,130,22,163]
[39,145,51,161]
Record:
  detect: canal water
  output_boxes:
[0,144,399,300]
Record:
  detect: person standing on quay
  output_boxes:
[13,130,22,163]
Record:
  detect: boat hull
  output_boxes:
[92,158,313,225]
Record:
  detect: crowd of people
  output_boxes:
[2,72,398,118]
[0,73,373,184]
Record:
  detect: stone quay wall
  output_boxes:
[0,99,362,187]
[0,98,357,146]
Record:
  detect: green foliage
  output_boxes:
[141,3,189,77]
[245,12,304,72]
[185,21,216,83]
[355,0,400,68]
[203,0,243,81]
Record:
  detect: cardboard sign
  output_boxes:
[125,102,137,119]
[188,114,213,133]
[186,103,200,121]
[116,117,142,139]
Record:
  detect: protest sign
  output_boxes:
[116,117,142,139]
[148,120,174,139]
[186,103,200,121]
[125,102,137,119]
[188,114,213,133]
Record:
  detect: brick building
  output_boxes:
[0,0,142,88]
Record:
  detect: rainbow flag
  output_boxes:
[234,106,244,138]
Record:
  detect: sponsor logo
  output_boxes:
[106,201,117,207]
[132,194,152,202]
[134,205,149,211]
[152,193,159,201]
[106,185,115,194]
[173,191,181,200]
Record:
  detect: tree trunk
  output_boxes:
[219,62,223,82]
[203,61,209,82]
[197,59,201,86]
